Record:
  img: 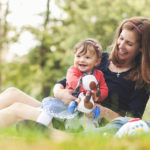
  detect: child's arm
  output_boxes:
[95,70,108,102]
[53,83,76,104]
[66,66,84,91]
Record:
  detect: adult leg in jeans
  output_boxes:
[86,117,132,134]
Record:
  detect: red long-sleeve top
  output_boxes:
[66,66,108,102]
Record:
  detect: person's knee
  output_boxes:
[4,87,23,101]
[9,102,24,117]
[5,102,24,123]
[5,87,20,95]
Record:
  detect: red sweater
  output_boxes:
[66,66,108,102]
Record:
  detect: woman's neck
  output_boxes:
[109,61,133,73]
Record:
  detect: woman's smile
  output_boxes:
[118,49,128,55]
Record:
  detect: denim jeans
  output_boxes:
[88,116,150,134]
[87,117,133,134]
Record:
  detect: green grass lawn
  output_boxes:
[0,122,150,150]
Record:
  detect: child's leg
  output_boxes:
[0,87,41,109]
[36,97,59,126]
[0,102,41,128]
[37,111,53,126]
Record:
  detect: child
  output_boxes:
[66,39,108,119]
[66,39,108,102]
[37,39,108,128]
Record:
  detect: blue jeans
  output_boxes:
[89,117,150,134]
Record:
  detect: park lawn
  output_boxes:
[0,124,150,150]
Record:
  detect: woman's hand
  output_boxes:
[53,84,76,105]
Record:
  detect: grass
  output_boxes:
[0,122,150,150]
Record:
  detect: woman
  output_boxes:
[0,16,150,129]
[54,16,150,120]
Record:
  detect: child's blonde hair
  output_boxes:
[73,39,102,60]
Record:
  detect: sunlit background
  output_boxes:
[1,1,150,150]
[1,0,62,60]
[0,0,150,120]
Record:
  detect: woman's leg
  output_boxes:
[0,102,72,142]
[0,87,41,109]
[0,102,41,128]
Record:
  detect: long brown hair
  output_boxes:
[110,16,150,92]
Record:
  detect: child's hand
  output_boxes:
[91,90,99,102]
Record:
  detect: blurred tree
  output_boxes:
[0,1,19,91]
[55,0,150,50]
[18,0,71,99]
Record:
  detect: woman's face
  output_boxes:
[117,29,140,65]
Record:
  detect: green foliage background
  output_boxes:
[0,0,150,118]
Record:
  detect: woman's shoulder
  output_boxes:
[101,52,110,64]
[96,52,110,70]
[102,52,109,58]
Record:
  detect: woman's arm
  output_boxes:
[53,83,76,105]
[54,83,120,120]
[97,104,121,121]
[86,104,120,121]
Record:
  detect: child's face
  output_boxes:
[74,49,100,74]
